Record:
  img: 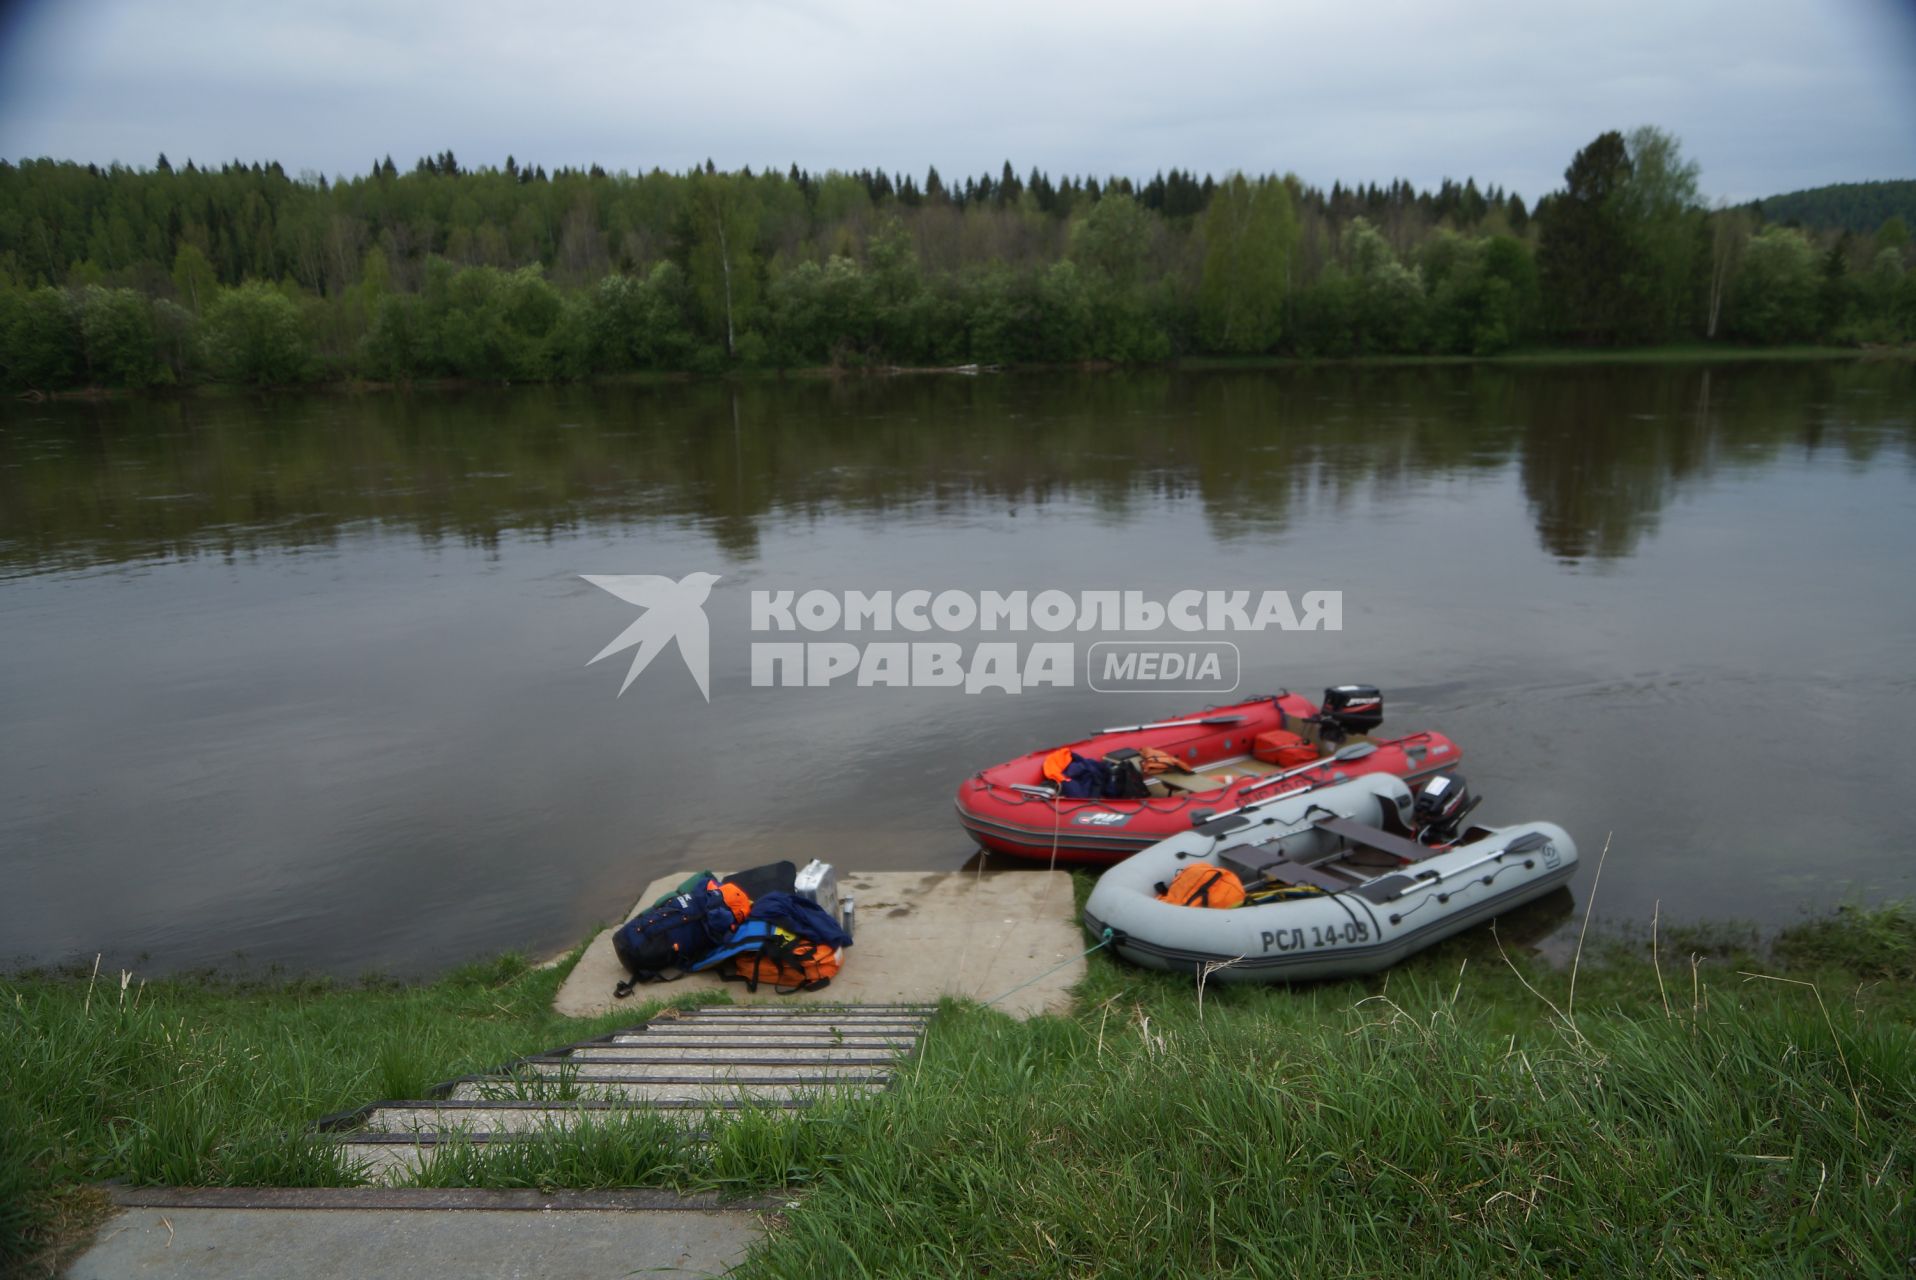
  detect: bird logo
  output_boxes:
[582,572,722,700]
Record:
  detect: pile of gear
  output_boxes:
[610,859,854,999]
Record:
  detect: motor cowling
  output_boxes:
[1321,684,1384,736]
[1413,772,1476,844]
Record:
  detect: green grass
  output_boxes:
[6,904,1914,1278]
[0,947,725,1274]
[734,910,1916,1277]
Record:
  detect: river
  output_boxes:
[2,361,1912,974]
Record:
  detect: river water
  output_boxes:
[2,362,1912,975]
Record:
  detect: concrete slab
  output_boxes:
[553,869,1081,1020]
[71,1205,762,1280]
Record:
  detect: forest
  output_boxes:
[1752,179,1916,235]
[0,127,1911,390]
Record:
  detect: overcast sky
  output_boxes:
[1,0,1910,204]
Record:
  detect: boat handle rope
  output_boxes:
[982,928,1115,1008]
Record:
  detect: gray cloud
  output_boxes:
[1,0,1910,202]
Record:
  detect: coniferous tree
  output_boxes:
[1538,131,1634,343]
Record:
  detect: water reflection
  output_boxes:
[3,363,1909,579]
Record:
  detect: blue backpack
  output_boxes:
[611,877,739,998]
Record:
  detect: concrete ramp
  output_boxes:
[554,869,1082,1020]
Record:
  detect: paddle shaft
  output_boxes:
[1096,715,1246,734]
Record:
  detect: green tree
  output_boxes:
[1538,131,1634,343]
[170,244,218,313]
[1070,195,1156,290]
[555,261,693,374]
[685,173,760,357]
[1876,215,1909,260]
[1730,226,1819,343]
[0,286,82,388]
[151,298,203,382]
[1341,217,1426,354]
[1616,126,1702,340]
[1838,247,1915,344]
[204,281,309,384]
[77,285,159,386]
[1423,231,1537,354]
[1195,175,1296,353]
[360,292,425,379]
[1704,206,1751,338]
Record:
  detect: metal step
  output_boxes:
[359,1098,808,1135]
[447,1078,882,1104]
[321,1005,933,1183]
[503,1061,891,1084]
[604,1034,916,1049]
[669,1009,932,1020]
[645,1018,923,1029]
[567,1046,900,1064]
[670,1005,936,1016]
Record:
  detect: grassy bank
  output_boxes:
[15,340,1905,402]
[6,905,1914,1277]
[1174,341,1887,371]
[0,949,723,1275]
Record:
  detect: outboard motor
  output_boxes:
[1413,772,1479,846]
[1321,684,1384,737]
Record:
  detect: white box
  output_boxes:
[793,860,843,928]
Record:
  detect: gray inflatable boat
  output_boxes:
[1082,773,1577,983]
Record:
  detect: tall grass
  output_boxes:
[0,949,710,1272]
[740,911,1916,1278]
[5,906,1913,1278]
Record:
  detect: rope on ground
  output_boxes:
[981,928,1114,1008]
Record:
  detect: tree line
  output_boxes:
[1751,180,1916,236]
[1,129,1911,390]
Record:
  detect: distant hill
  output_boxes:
[1750,180,1916,234]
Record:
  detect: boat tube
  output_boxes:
[955,690,1463,865]
[1082,773,1577,983]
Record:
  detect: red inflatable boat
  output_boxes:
[954,688,1463,865]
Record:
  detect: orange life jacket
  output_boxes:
[731,927,841,992]
[1157,862,1246,909]
[1042,746,1075,784]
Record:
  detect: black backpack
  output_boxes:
[610,879,739,998]
[1105,759,1150,799]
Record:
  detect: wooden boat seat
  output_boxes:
[1217,846,1360,894]
[1260,861,1354,894]
[1312,813,1432,864]
[1155,769,1227,793]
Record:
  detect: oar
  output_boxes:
[1097,715,1246,734]
[1203,742,1382,823]
[1009,783,1060,799]
[1240,740,1379,795]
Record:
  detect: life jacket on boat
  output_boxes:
[1155,862,1246,909]
[1043,747,1075,784]
[1042,747,1113,798]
